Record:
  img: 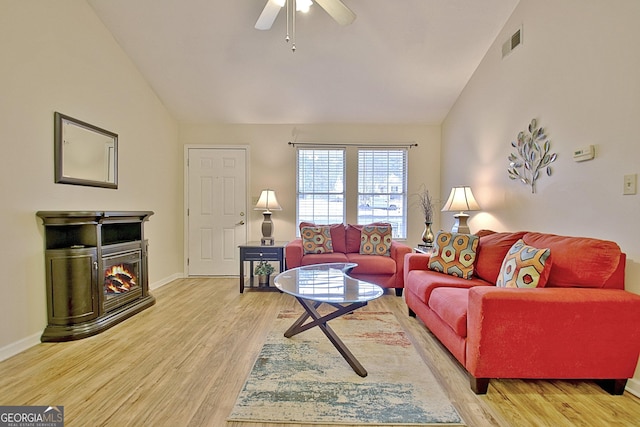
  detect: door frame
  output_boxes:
[183,145,251,276]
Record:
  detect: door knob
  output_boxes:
[236,220,245,225]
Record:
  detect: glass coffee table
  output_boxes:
[274,263,384,377]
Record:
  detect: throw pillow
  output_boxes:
[301,226,333,254]
[496,239,552,288]
[346,222,390,253]
[359,224,392,256]
[428,231,479,279]
[299,222,346,253]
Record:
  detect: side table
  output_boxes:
[238,241,286,293]
[414,245,433,254]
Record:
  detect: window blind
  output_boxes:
[357,149,407,238]
[297,148,345,226]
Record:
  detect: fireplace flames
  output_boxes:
[104,264,137,294]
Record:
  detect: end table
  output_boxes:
[414,245,433,254]
[238,241,286,293]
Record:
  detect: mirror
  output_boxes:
[54,112,118,189]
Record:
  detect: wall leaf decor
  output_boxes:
[507,118,557,193]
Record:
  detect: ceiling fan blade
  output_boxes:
[255,0,283,30]
[314,0,356,26]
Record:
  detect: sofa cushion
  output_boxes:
[359,224,392,256]
[475,229,497,238]
[346,224,362,253]
[300,253,349,265]
[496,239,552,288]
[474,231,527,283]
[522,232,621,288]
[406,269,492,306]
[346,253,396,275]
[428,231,479,279]
[428,287,469,337]
[300,222,346,253]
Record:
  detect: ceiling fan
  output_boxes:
[255,0,356,33]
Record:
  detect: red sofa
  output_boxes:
[404,230,640,394]
[285,223,412,296]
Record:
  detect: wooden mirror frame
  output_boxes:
[54,112,118,189]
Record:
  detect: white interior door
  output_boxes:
[187,147,247,276]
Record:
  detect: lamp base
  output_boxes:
[261,237,274,246]
[451,213,471,234]
[261,212,275,245]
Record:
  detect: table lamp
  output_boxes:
[441,186,480,234]
[254,189,282,245]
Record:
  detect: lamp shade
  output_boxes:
[441,186,480,213]
[254,189,282,212]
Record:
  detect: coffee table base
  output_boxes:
[284,297,369,377]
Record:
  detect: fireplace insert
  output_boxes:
[102,248,142,313]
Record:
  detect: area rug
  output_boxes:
[228,310,464,426]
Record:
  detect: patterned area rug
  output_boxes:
[228,310,464,426]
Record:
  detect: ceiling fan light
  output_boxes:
[297,0,313,13]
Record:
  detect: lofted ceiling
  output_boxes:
[87,0,519,124]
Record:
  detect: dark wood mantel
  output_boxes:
[37,210,153,224]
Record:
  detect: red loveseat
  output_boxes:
[404,230,640,394]
[285,222,412,296]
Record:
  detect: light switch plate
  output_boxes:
[624,174,637,195]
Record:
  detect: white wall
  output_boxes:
[442,0,640,390]
[0,1,182,357]
[180,123,441,246]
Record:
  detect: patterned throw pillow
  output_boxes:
[496,239,552,288]
[299,222,346,253]
[301,226,333,254]
[428,231,479,279]
[359,225,392,256]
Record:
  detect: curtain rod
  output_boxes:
[288,141,418,148]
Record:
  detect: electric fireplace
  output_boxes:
[36,211,155,342]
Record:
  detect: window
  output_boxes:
[296,147,408,239]
[297,148,345,225]
[357,149,407,238]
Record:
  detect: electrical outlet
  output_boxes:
[624,174,637,195]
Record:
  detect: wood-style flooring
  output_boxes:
[0,278,639,426]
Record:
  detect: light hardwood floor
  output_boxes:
[1,278,639,426]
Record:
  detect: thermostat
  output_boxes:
[572,145,595,162]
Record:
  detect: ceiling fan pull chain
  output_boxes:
[285,0,291,42]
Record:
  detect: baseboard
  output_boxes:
[626,377,640,398]
[149,272,184,290]
[0,332,41,363]
[0,273,183,363]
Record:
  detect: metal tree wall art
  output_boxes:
[508,118,557,193]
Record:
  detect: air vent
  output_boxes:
[502,27,522,58]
